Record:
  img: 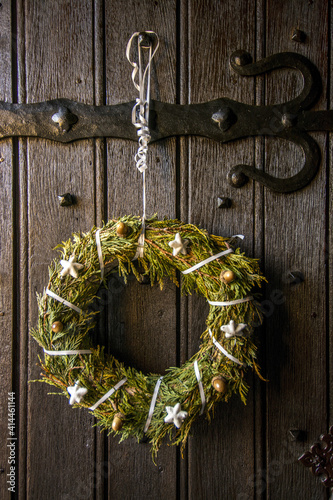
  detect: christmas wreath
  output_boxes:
[30,216,265,457]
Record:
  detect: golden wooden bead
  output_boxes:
[212,376,227,394]
[222,270,235,284]
[51,321,63,333]
[112,414,123,432]
[116,221,128,237]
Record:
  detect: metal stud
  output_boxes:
[58,193,75,207]
[217,197,232,209]
[287,271,304,285]
[291,28,306,43]
[281,113,297,128]
[288,429,301,442]
[52,106,78,133]
[227,169,249,189]
[212,107,236,132]
[232,50,253,67]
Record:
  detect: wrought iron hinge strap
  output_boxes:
[0,50,331,193]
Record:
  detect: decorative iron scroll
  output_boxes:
[1,50,332,192]
[299,426,333,488]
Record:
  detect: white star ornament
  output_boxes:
[168,233,189,257]
[67,381,88,405]
[221,320,247,339]
[60,255,84,278]
[164,403,188,428]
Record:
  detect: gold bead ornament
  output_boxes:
[221,270,235,284]
[116,221,128,237]
[112,413,124,432]
[51,321,63,333]
[212,376,227,394]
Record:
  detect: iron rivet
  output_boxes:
[288,429,306,441]
[232,50,252,67]
[287,271,304,285]
[0,311,4,316]
[58,193,75,207]
[228,170,249,189]
[281,113,296,128]
[291,29,306,43]
[288,429,301,441]
[52,106,78,133]
[217,197,232,209]
[212,107,236,132]
[0,468,4,473]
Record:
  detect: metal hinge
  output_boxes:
[1,50,332,193]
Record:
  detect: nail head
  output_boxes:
[58,193,75,207]
[291,29,306,43]
[217,197,232,209]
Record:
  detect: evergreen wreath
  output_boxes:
[30,215,265,457]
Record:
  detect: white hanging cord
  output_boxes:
[126,31,159,258]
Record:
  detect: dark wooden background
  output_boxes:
[0,0,331,498]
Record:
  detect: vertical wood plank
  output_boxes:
[185,0,257,498]
[104,1,179,498]
[329,0,333,489]
[253,1,266,497]
[24,2,98,498]
[93,1,107,498]
[0,2,14,499]
[264,1,328,499]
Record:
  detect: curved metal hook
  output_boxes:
[230,50,322,112]
[227,130,321,193]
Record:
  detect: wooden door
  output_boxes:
[0,1,331,499]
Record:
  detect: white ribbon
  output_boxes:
[143,376,163,433]
[181,234,244,275]
[95,229,105,281]
[46,289,83,315]
[132,230,145,260]
[44,348,92,356]
[194,361,206,415]
[209,329,243,366]
[89,377,127,411]
[126,32,159,259]
[182,248,233,275]
[208,296,253,307]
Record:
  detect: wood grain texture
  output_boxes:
[0,1,330,499]
[185,1,258,498]
[24,2,97,499]
[329,0,333,485]
[264,1,328,499]
[104,1,179,498]
[0,2,14,499]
